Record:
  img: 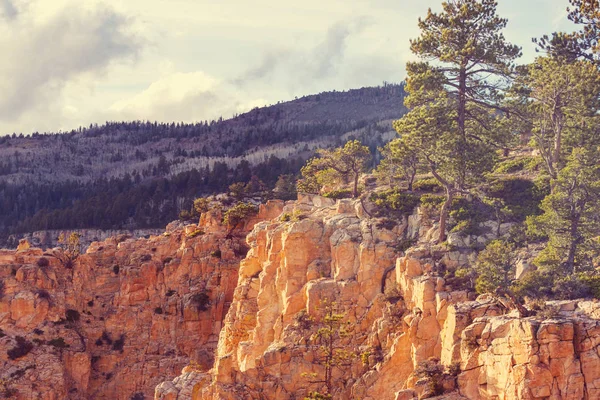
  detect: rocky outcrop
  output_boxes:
[0,201,283,399]
[156,196,600,400]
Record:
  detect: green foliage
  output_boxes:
[485,177,548,223]
[48,337,69,349]
[302,299,355,398]
[509,57,600,179]
[376,137,421,190]
[7,336,33,360]
[529,148,600,274]
[186,228,205,238]
[297,140,371,198]
[190,291,211,312]
[273,174,297,200]
[474,240,517,294]
[210,249,222,259]
[370,190,420,218]
[222,202,258,230]
[493,156,544,174]
[322,189,353,199]
[193,197,211,215]
[412,177,443,193]
[56,233,81,269]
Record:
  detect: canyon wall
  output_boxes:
[156,196,600,400]
[2,194,600,400]
[0,202,283,399]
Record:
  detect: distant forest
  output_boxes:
[0,84,406,244]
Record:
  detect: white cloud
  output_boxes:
[0,0,582,135]
[0,0,143,133]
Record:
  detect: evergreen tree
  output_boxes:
[298,140,371,198]
[394,0,520,242]
[528,148,600,274]
[509,57,600,179]
[534,0,600,63]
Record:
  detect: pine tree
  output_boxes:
[297,140,371,198]
[528,148,600,274]
[394,0,520,242]
[509,57,600,179]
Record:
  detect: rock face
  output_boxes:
[0,201,283,399]
[156,196,600,400]
[3,195,600,400]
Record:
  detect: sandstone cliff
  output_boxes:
[155,195,600,400]
[0,202,283,399]
[3,194,600,400]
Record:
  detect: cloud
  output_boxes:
[0,0,18,20]
[109,71,228,121]
[0,1,143,127]
[232,17,372,90]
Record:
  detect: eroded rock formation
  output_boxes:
[0,202,283,399]
[156,196,600,400]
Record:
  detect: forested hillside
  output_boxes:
[0,84,406,245]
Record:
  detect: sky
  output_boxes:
[0,0,576,135]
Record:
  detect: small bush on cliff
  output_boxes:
[48,337,69,349]
[112,334,125,352]
[413,177,444,193]
[191,291,210,312]
[55,232,81,269]
[0,280,4,299]
[223,202,258,232]
[7,336,33,360]
[414,358,446,397]
[65,309,80,323]
[130,392,145,400]
[370,190,420,218]
[474,240,517,294]
[36,257,49,268]
[302,300,355,398]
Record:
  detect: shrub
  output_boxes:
[101,331,113,345]
[415,358,445,397]
[87,300,94,307]
[130,393,145,400]
[65,309,80,322]
[190,291,210,312]
[323,188,353,199]
[493,158,526,174]
[223,202,258,230]
[113,265,120,274]
[0,329,5,338]
[37,289,51,300]
[112,334,125,352]
[370,190,420,218]
[165,289,176,297]
[280,213,292,222]
[0,280,4,298]
[33,328,44,335]
[210,249,222,259]
[48,337,69,349]
[293,309,313,330]
[140,254,152,262]
[154,307,163,315]
[486,177,547,222]
[419,194,445,209]
[413,177,443,192]
[7,336,34,360]
[37,257,50,268]
[186,229,205,238]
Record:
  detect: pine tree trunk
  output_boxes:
[353,173,359,198]
[438,188,453,243]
